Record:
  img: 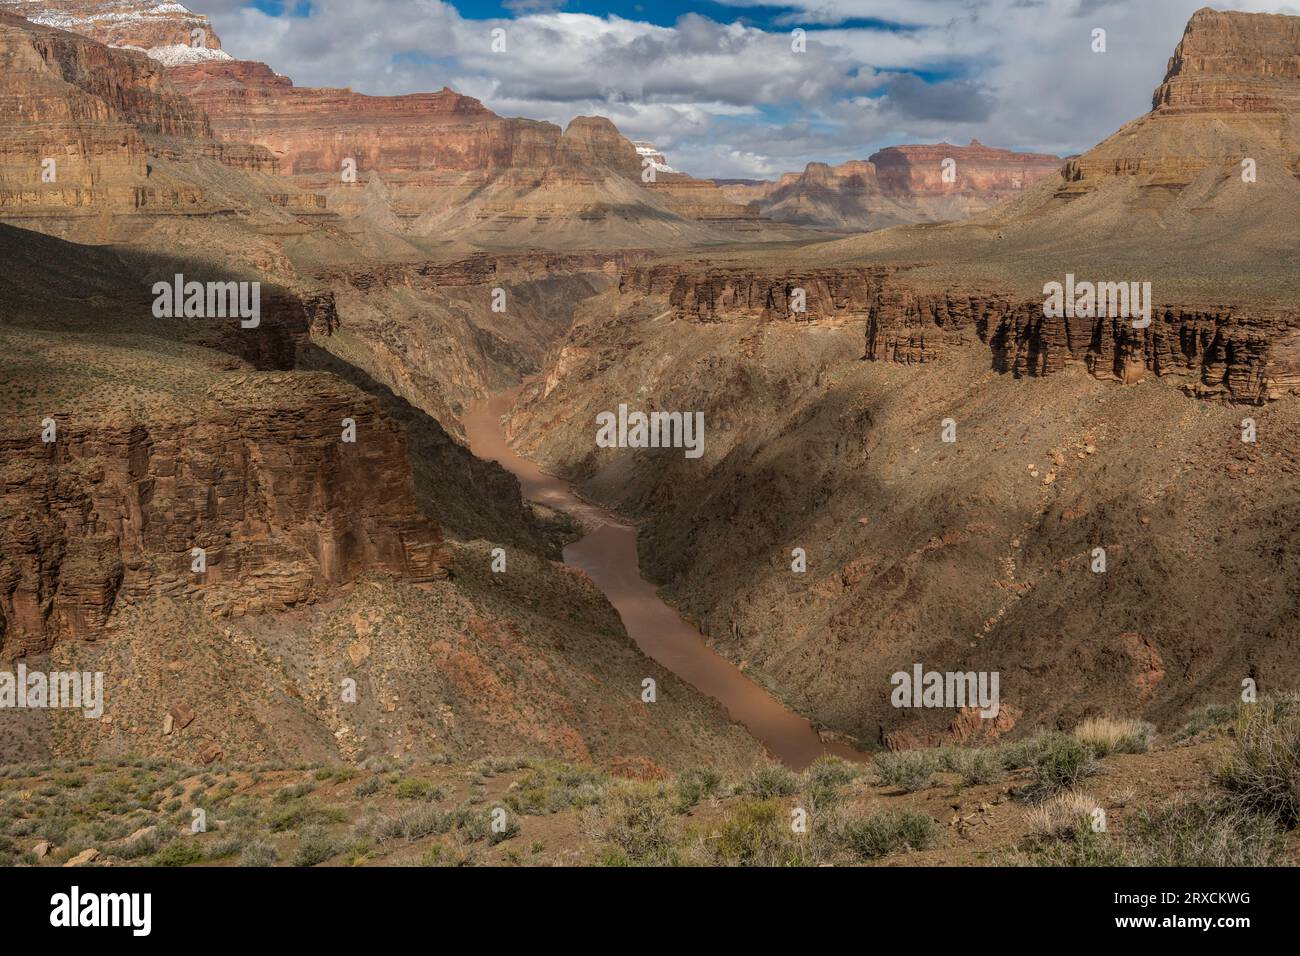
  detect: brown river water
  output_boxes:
[462,390,866,770]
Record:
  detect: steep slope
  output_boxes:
[0,220,762,772]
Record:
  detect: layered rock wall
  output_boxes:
[0,11,212,212]
[1153,7,1300,114]
[618,265,1300,403]
[620,264,896,322]
[0,374,447,657]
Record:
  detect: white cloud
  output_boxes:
[202,0,1300,179]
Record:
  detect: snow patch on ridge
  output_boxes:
[633,142,676,174]
[129,42,232,66]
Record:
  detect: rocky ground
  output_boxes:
[3,702,1297,867]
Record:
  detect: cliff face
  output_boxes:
[1153,7,1300,114]
[0,371,447,658]
[0,11,299,221]
[720,142,1062,231]
[162,58,769,245]
[620,263,897,324]
[165,60,563,178]
[870,141,1062,198]
[617,263,1300,405]
[864,287,1300,404]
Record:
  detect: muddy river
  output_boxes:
[463,390,865,770]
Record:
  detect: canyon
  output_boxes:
[1,0,1299,815]
[504,6,1300,748]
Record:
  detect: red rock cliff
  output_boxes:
[0,373,447,658]
[1153,7,1300,113]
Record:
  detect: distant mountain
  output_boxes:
[715,141,1064,231]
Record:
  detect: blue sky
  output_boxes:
[249,0,915,30]
[203,0,1299,178]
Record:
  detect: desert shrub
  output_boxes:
[268,799,346,833]
[204,833,247,860]
[742,761,799,799]
[292,825,338,867]
[1023,734,1095,802]
[272,781,315,804]
[357,804,451,844]
[395,778,442,801]
[992,731,1058,770]
[703,798,802,867]
[0,836,22,866]
[588,783,679,866]
[1024,792,1102,840]
[837,808,940,861]
[488,808,521,845]
[413,841,478,867]
[1123,799,1284,866]
[505,762,608,815]
[802,756,858,805]
[338,840,371,866]
[870,750,938,793]
[673,768,722,812]
[1015,798,1283,867]
[937,747,1002,786]
[151,839,204,867]
[238,840,278,867]
[457,807,490,842]
[1177,701,1245,740]
[114,826,167,860]
[352,777,383,798]
[473,756,532,777]
[1073,717,1155,757]
[1216,694,1300,825]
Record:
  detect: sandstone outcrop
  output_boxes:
[0,10,210,212]
[166,61,562,179]
[0,373,447,657]
[620,263,896,323]
[616,261,1300,404]
[1153,7,1300,114]
[864,287,1300,403]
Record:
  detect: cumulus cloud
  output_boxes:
[201,0,1300,179]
